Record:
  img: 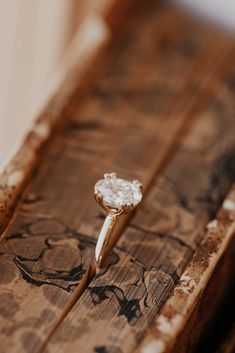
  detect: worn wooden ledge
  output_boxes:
[137,186,235,353]
[1,1,235,353]
[45,60,235,353]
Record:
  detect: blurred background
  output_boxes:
[0,0,234,168]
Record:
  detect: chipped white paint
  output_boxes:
[157,316,172,335]
[33,121,50,139]
[141,340,165,353]
[180,274,191,282]
[223,199,235,211]
[7,170,24,187]
[170,314,182,331]
[157,314,182,335]
[180,273,197,294]
[207,219,218,230]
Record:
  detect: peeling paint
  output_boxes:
[222,199,235,211]
[179,274,197,294]
[193,236,221,271]
[157,314,182,335]
[141,340,165,353]
[207,219,218,230]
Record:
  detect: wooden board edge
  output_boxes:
[137,186,235,353]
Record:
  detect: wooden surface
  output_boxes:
[137,186,235,353]
[0,1,235,353]
[46,58,235,353]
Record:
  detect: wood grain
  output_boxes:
[0,1,235,353]
[45,57,235,353]
[137,185,235,353]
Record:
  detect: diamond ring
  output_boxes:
[94,172,142,266]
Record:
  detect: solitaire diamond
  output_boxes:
[95,172,142,208]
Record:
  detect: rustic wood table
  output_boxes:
[0,1,235,353]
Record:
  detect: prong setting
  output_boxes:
[133,180,143,191]
[104,172,116,180]
[94,173,142,214]
[94,173,142,265]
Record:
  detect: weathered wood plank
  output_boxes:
[138,187,235,353]
[0,2,234,353]
[45,50,235,353]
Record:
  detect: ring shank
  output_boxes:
[95,214,117,263]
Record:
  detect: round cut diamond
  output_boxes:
[95,173,142,208]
